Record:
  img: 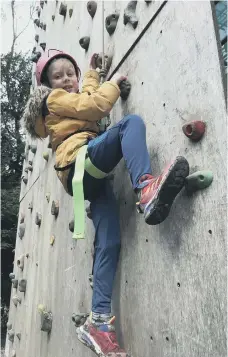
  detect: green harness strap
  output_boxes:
[72,145,108,239]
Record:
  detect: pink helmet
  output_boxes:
[36,49,80,85]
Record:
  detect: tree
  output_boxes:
[1,0,35,346]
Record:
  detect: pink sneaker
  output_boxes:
[76,315,130,357]
[137,156,189,225]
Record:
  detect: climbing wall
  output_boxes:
[5,1,227,357]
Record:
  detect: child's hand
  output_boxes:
[111,72,127,86]
[90,53,99,70]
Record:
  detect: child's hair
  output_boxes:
[41,57,81,87]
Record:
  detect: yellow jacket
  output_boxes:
[23,70,120,193]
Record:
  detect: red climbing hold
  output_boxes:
[182,120,206,141]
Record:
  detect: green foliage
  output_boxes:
[1,51,32,343]
[1,52,31,184]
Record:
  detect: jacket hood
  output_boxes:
[22,85,52,139]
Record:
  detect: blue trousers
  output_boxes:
[69,115,152,313]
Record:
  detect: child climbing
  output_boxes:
[23,49,189,357]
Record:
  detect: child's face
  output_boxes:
[47,58,79,93]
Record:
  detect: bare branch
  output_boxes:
[10,0,36,55]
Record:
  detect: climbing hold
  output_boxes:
[50,235,55,246]
[51,200,59,217]
[39,22,44,29]
[43,152,49,161]
[86,205,92,219]
[185,171,213,193]
[69,219,74,232]
[35,212,42,226]
[45,193,50,203]
[119,79,131,100]
[52,14,55,21]
[69,8,73,17]
[145,0,152,3]
[9,273,15,280]
[28,160,33,166]
[16,333,21,340]
[87,1,97,18]
[19,279,27,293]
[7,322,12,330]
[124,1,138,29]
[34,18,40,26]
[40,311,52,332]
[72,313,89,327]
[17,255,24,271]
[35,34,39,43]
[38,304,45,313]
[31,52,41,63]
[19,223,25,239]
[26,253,29,258]
[105,12,120,35]
[36,6,41,17]
[43,23,47,31]
[8,330,15,342]
[182,120,206,141]
[28,202,33,212]
[28,165,33,172]
[47,141,52,149]
[24,168,28,173]
[40,1,44,9]
[20,214,25,223]
[12,279,18,289]
[95,53,112,72]
[12,295,21,307]
[79,37,90,51]
[22,177,28,185]
[40,42,46,51]
[59,3,67,17]
[88,274,93,289]
[30,144,37,154]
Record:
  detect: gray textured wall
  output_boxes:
[6,2,227,357]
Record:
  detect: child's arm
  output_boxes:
[47,80,120,122]
[81,70,100,95]
[81,54,100,94]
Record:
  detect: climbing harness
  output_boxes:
[72,145,109,239]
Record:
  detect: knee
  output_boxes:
[122,114,145,127]
[100,239,121,254]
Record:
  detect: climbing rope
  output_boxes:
[108,1,168,80]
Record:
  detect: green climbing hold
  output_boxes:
[185,170,213,193]
[43,152,49,161]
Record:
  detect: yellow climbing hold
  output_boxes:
[50,235,55,246]
[38,304,46,314]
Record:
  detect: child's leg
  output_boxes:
[88,114,189,225]
[88,114,152,189]
[90,179,120,315]
[76,177,127,355]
